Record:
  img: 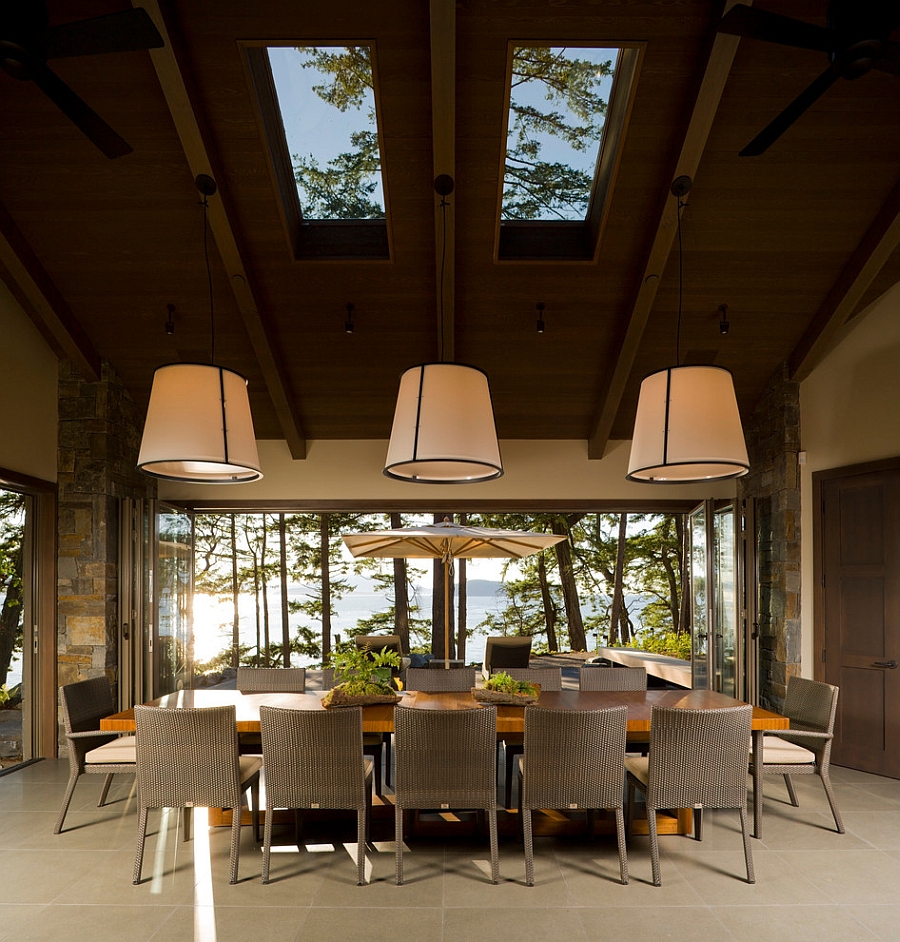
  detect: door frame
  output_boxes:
[0,467,57,759]
[812,455,900,682]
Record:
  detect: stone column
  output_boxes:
[57,361,153,696]
[738,363,801,712]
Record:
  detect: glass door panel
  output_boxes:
[0,488,27,765]
[689,504,709,689]
[714,504,737,697]
[155,506,193,695]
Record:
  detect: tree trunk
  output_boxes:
[279,514,291,666]
[432,512,454,659]
[0,545,23,687]
[537,552,558,652]
[230,517,240,669]
[678,515,691,636]
[552,516,587,651]
[457,513,467,663]
[321,513,332,662]
[390,513,410,651]
[661,517,682,635]
[609,513,628,646]
[260,519,270,664]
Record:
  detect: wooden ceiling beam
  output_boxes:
[588,0,750,459]
[0,201,101,380]
[431,0,455,362]
[789,175,900,383]
[139,0,307,458]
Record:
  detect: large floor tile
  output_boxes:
[11,904,175,942]
[777,849,900,903]
[444,906,588,942]
[147,905,308,942]
[580,905,735,941]
[713,903,879,941]
[300,906,443,942]
[842,903,900,941]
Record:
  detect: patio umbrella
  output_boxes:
[342,520,567,667]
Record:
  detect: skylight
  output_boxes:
[501,46,621,223]
[267,45,386,221]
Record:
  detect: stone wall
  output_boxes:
[57,361,153,694]
[738,363,801,712]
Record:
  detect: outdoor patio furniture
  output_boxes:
[520,705,629,885]
[393,703,499,885]
[626,704,754,886]
[481,635,532,680]
[492,667,563,809]
[579,666,648,691]
[132,704,260,885]
[354,634,412,673]
[236,667,307,692]
[55,677,136,835]
[750,676,844,835]
[259,704,372,885]
[405,667,476,691]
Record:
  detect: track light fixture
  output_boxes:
[536,302,546,334]
[345,302,355,334]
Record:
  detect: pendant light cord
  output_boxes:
[438,192,448,363]
[675,194,685,368]
[202,192,215,366]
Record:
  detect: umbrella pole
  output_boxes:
[443,558,450,669]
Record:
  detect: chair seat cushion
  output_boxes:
[624,755,649,786]
[239,755,263,783]
[762,736,816,765]
[85,735,136,765]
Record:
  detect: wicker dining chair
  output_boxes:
[55,678,136,834]
[319,669,388,797]
[481,635,532,680]
[520,705,629,886]
[235,667,306,692]
[405,667,476,691]
[132,704,261,885]
[259,705,373,885]
[750,676,844,835]
[625,704,754,887]
[579,666,647,691]
[492,667,563,809]
[393,704,499,885]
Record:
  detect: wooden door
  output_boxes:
[817,464,900,777]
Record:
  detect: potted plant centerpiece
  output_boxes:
[322,645,403,708]
[473,671,540,705]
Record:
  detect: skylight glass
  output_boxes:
[267,45,385,221]
[502,46,621,222]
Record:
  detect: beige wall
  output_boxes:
[799,281,900,675]
[0,281,57,482]
[158,436,737,504]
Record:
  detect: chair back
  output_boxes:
[406,667,476,691]
[236,667,306,692]
[259,705,367,811]
[495,667,562,691]
[394,704,497,807]
[59,678,117,768]
[355,634,405,656]
[522,706,627,811]
[781,676,838,761]
[646,705,752,811]
[579,666,647,691]
[134,705,242,810]
[483,636,532,673]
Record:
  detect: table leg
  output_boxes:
[752,729,763,839]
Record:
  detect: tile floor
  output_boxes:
[2,758,899,942]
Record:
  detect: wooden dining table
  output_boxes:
[102,686,787,838]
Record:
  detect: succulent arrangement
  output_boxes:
[483,671,539,699]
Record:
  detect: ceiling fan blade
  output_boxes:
[873,40,900,77]
[718,5,834,54]
[30,63,132,158]
[41,8,162,60]
[740,67,839,156]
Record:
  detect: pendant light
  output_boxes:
[138,175,262,484]
[383,176,503,483]
[627,177,749,483]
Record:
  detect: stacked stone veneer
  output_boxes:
[738,363,801,713]
[57,361,153,696]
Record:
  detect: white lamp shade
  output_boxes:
[384,363,503,483]
[137,363,263,483]
[627,365,749,483]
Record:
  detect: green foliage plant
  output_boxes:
[329,645,401,697]
[623,630,691,661]
[483,671,539,699]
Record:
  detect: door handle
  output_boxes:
[873,660,898,669]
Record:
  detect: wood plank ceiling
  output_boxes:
[1,0,898,457]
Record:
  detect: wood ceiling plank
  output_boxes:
[587,0,750,459]
[789,175,900,382]
[0,201,100,380]
[139,0,307,458]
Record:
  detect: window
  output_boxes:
[245,43,391,259]
[497,43,641,261]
